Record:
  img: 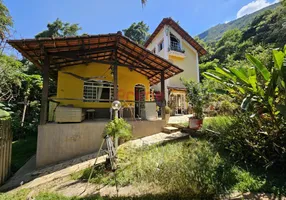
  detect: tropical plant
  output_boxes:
[103,118,132,140]
[182,79,206,119]
[203,46,286,126]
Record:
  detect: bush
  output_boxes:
[206,114,286,171]
[103,118,132,140]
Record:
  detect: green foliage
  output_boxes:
[35,18,81,38]
[198,3,280,43]
[0,189,31,200]
[74,139,236,198]
[203,47,286,125]
[0,0,13,42]
[205,114,286,170]
[182,80,206,119]
[202,116,236,133]
[103,118,132,140]
[0,55,23,101]
[11,134,37,172]
[123,21,150,45]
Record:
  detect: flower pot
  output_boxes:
[189,117,203,130]
[165,113,170,123]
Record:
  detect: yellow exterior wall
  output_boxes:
[55,63,150,108]
[168,40,199,88]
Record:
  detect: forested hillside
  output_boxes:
[198,2,286,76]
[198,3,280,43]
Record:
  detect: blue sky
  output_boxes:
[5,0,278,40]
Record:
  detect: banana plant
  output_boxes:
[203,46,286,122]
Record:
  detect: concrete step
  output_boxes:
[162,126,179,134]
[167,123,186,129]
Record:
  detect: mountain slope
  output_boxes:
[198,3,280,43]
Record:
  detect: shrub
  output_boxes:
[103,118,132,140]
[206,114,286,171]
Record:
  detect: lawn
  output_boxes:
[11,134,37,173]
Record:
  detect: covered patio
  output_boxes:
[8,31,183,124]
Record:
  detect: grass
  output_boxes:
[0,189,31,200]
[201,115,236,133]
[72,138,262,198]
[11,134,37,173]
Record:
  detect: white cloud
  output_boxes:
[236,0,277,19]
[224,20,230,24]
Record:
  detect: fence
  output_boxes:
[0,118,12,185]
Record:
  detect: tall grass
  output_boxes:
[73,139,236,199]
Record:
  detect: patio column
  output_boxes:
[40,55,50,125]
[113,63,118,100]
[161,71,166,119]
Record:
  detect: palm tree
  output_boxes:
[141,0,147,6]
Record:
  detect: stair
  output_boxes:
[162,126,179,134]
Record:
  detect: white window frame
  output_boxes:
[83,80,114,102]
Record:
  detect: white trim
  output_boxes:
[195,50,200,83]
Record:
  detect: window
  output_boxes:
[152,48,156,54]
[158,40,164,52]
[170,33,184,53]
[83,80,114,102]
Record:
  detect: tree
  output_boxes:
[0,55,23,102]
[123,21,150,45]
[141,0,147,6]
[0,0,13,49]
[35,18,81,38]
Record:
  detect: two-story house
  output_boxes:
[145,18,207,114]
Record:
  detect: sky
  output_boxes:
[5,0,278,41]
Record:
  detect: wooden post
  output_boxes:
[161,71,166,120]
[113,64,118,100]
[40,55,50,125]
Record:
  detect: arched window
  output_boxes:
[170,33,181,52]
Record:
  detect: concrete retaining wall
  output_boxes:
[36,120,166,168]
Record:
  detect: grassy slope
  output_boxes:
[11,134,37,173]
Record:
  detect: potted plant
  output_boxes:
[182,80,205,130]
[165,106,171,123]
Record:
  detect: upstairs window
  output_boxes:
[158,40,164,52]
[152,48,156,54]
[170,33,184,53]
[83,80,114,102]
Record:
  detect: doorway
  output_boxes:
[135,84,145,118]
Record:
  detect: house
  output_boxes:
[145,18,207,114]
[8,32,183,167]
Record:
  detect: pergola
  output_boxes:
[8,32,183,124]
